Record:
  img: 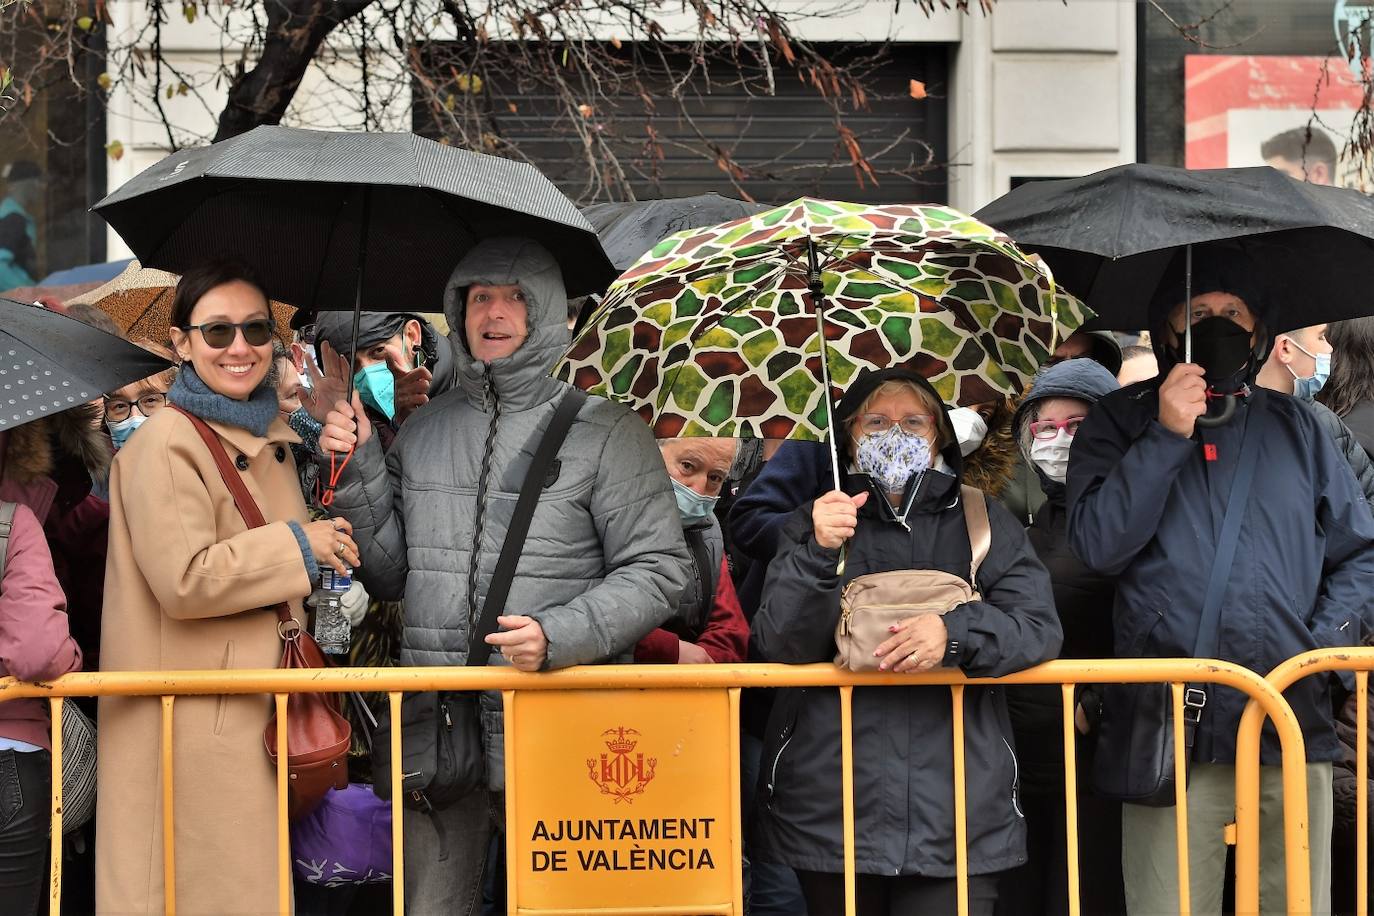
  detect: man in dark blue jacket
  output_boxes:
[1067,247,1374,914]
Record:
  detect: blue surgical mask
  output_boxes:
[353,362,396,420]
[855,427,932,494]
[1287,340,1331,400]
[286,406,322,452]
[107,413,146,450]
[671,477,719,524]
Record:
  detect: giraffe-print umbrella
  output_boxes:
[555,197,1092,443]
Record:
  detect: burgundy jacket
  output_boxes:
[0,501,83,749]
[635,557,750,664]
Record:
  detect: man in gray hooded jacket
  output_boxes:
[319,237,690,913]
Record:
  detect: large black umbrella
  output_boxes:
[95,126,616,306]
[974,163,1374,333]
[0,297,174,431]
[581,193,769,272]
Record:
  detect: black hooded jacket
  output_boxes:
[1004,359,1120,794]
[751,368,1061,877]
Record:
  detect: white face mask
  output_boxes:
[947,407,988,457]
[1029,430,1073,484]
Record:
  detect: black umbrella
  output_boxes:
[94,125,615,306]
[976,163,1374,425]
[0,297,174,431]
[581,193,769,272]
[974,163,1374,333]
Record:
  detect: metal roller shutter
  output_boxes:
[414,42,948,205]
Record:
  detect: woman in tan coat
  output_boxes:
[96,262,358,915]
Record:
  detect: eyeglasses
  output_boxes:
[182,318,276,349]
[859,413,934,437]
[1029,417,1085,440]
[104,392,167,421]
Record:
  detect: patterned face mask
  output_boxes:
[855,427,932,494]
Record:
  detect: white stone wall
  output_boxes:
[947,0,1137,213]
[103,0,1135,255]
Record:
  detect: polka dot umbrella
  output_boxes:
[0,297,174,431]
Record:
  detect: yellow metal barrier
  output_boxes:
[1,658,1310,916]
[1237,647,1374,916]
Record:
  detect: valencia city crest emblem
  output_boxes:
[587,726,657,803]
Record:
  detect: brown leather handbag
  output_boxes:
[833,485,991,672]
[173,406,350,820]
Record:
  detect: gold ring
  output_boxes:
[336,543,346,556]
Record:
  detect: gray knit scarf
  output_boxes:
[167,365,279,437]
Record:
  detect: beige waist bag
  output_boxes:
[834,485,991,672]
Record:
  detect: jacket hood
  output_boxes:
[1,404,111,486]
[834,367,964,522]
[961,398,1017,499]
[442,237,570,411]
[1013,358,1119,495]
[313,312,457,400]
[1148,245,1278,381]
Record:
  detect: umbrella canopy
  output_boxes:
[555,198,1091,441]
[39,258,135,288]
[94,126,616,307]
[582,193,770,273]
[67,260,295,347]
[0,297,175,431]
[974,163,1374,332]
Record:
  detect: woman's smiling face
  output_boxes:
[171,280,274,401]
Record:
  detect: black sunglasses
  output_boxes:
[182,318,276,349]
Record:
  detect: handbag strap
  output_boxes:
[170,405,292,625]
[958,486,991,589]
[0,500,15,584]
[1192,406,1268,660]
[467,388,588,667]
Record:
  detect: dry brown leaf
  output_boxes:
[909,79,927,100]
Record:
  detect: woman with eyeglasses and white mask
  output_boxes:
[994,357,1123,916]
[750,367,1060,916]
[95,261,359,915]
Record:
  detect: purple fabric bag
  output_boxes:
[291,783,393,886]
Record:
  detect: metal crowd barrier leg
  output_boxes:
[161,695,177,916]
[839,685,856,916]
[1171,683,1191,916]
[275,694,290,915]
[390,691,405,916]
[728,687,745,915]
[48,697,64,915]
[1235,656,1319,915]
[1359,670,1368,916]
[952,685,969,916]
[1060,684,1080,916]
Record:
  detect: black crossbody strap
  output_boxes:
[1193,407,1268,659]
[467,388,588,666]
[1181,406,1269,753]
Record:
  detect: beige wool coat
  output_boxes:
[96,407,314,915]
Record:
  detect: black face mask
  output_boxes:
[1170,316,1254,387]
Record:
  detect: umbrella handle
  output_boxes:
[1195,395,1237,429]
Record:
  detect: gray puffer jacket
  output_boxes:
[329,237,690,789]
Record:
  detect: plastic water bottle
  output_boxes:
[311,567,352,655]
